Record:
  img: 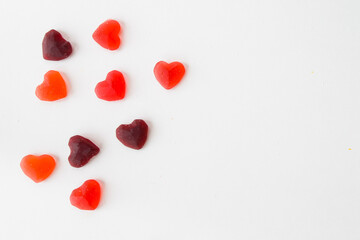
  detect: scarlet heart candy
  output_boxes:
[35,70,67,101]
[42,29,72,61]
[20,154,56,183]
[116,119,148,150]
[70,179,101,210]
[68,135,100,168]
[95,70,126,101]
[92,19,121,50]
[153,61,185,89]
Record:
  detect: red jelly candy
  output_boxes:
[95,70,126,101]
[70,179,101,210]
[116,119,148,150]
[42,29,72,61]
[68,135,100,168]
[153,61,185,89]
[35,70,67,101]
[92,20,121,50]
[20,154,56,183]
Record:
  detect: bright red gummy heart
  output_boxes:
[116,119,148,150]
[20,154,56,183]
[42,29,72,61]
[153,61,185,89]
[35,70,67,101]
[92,20,121,50]
[95,70,126,101]
[68,135,100,168]
[70,179,101,210]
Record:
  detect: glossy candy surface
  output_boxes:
[116,119,148,150]
[68,135,100,168]
[95,70,126,101]
[92,20,121,50]
[153,61,185,89]
[20,155,56,183]
[35,70,67,101]
[42,29,72,60]
[70,179,101,210]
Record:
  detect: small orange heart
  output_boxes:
[20,154,56,183]
[35,70,67,101]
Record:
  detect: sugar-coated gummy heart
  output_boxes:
[68,135,100,168]
[116,119,148,150]
[42,29,72,61]
[92,20,121,50]
[20,154,56,183]
[95,70,126,101]
[36,70,67,101]
[70,179,101,210]
[153,61,185,89]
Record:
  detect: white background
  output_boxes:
[1,0,360,239]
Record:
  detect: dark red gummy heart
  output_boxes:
[70,179,101,210]
[92,19,121,50]
[68,135,100,168]
[153,61,185,89]
[116,119,148,150]
[95,70,126,101]
[42,29,72,61]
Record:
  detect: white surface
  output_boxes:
[1,0,360,239]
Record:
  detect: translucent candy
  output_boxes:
[92,20,121,50]
[70,179,101,210]
[20,154,56,183]
[95,70,126,101]
[35,70,67,101]
[154,61,185,89]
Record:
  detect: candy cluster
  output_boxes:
[20,19,186,210]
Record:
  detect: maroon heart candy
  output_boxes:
[116,119,148,150]
[42,29,72,61]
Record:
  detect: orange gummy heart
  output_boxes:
[153,61,185,89]
[92,19,121,50]
[20,154,56,183]
[35,70,67,101]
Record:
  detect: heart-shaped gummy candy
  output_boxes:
[68,135,100,168]
[92,19,121,50]
[116,119,148,150]
[42,29,72,61]
[95,70,126,101]
[153,61,185,89]
[20,154,56,183]
[70,179,101,210]
[35,70,67,101]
